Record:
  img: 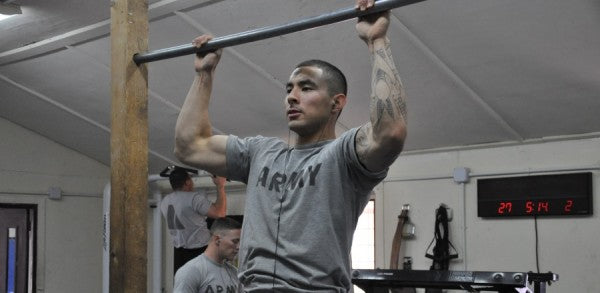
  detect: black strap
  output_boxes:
[159,165,199,177]
[425,205,458,270]
[424,205,459,293]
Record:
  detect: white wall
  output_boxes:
[377,137,600,292]
[0,116,250,293]
[4,113,599,292]
[0,117,109,293]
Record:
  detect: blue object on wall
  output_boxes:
[7,227,17,293]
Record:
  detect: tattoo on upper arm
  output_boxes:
[355,125,371,163]
[356,124,403,170]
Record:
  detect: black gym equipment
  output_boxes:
[352,269,558,293]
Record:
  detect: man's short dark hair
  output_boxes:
[169,167,191,190]
[295,59,347,96]
[210,217,242,235]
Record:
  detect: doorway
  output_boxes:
[0,204,36,293]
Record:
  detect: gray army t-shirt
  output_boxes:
[174,254,240,293]
[160,190,212,249]
[226,127,387,292]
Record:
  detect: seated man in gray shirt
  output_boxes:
[174,217,242,293]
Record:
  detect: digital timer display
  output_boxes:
[477,172,593,217]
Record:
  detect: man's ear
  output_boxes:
[331,93,347,114]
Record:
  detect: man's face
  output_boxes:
[217,229,241,262]
[285,66,333,136]
[183,177,194,191]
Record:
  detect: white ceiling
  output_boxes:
[1,0,599,173]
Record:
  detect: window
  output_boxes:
[351,200,375,293]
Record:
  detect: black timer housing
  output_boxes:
[477,172,593,217]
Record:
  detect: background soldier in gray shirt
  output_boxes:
[160,166,228,274]
[174,217,242,293]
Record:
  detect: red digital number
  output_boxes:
[526,201,534,214]
[498,202,513,214]
[564,200,573,212]
[537,201,549,213]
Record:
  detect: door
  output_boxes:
[0,204,36,293]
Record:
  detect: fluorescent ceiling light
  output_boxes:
[0,2,21,19]
[0,14,16,21]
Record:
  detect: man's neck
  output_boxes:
[295,125,336,146]
[203,246,224,264]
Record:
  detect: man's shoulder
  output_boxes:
[179,255,207,274]
[339,127,361,140]
[162,191,201,206]
[230,134,286,150]
[320,127,360,150]
[160,192,175,206]
[243,134,281,143]
[167,190,197,199]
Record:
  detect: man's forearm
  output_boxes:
[369,37,406,137]
[213,185,227,217]
[175,72,215,158]
[355,36,406,171]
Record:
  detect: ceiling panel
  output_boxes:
[0,75,111,165]
[0,49,111,126]
[1,0,599,174]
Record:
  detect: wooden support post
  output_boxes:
[110,0,148,292]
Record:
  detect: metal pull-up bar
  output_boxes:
[133,0,425,64]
